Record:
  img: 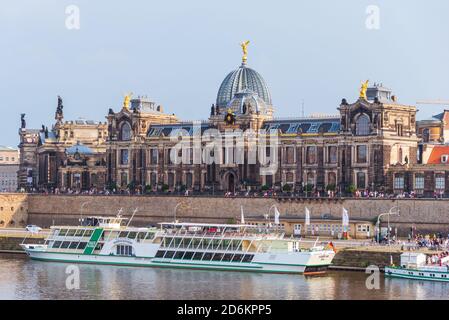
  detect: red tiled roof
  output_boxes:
[427,146,449,164]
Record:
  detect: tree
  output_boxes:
[347,184,357,194]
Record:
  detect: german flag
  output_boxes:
[327,241,337,253]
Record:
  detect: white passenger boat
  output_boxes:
[21,215,336,274]
[385,252,449,282]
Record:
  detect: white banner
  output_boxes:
[342,207,349,227]
[240,205,245,224]
[274,207,280,225]
[305,207,310,226]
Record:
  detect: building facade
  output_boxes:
[0,146,19,192]
[18,97,108,191]
[18,45,449,196]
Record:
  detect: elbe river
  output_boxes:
[0,254,447,300]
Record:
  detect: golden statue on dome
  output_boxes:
[123,92,133,110]
[240,40,250,64]
[359,80,369,100]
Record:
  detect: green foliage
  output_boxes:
[347,184,357,194]
[261,184,270,191]
[304,183,314,192]
[282,184,292,192]
[326,183,336,191]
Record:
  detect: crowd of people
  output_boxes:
[14,186,448,200]
[413,233,449,250]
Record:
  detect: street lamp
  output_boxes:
[376,206,400,244]
[173,202,183,223]
[80,201,91,223]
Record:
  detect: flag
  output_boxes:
[240,206,245,224]
[274,207,280,225]
[327,241,337,253]
[342,207,349,227]
[305,207,310,226]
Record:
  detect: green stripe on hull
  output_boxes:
[385,272,449,282]
[83,228,103,255]
[29,256,314,274]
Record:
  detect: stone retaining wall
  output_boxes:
[1,194,449,235]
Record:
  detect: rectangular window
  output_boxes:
[306,146,317,164]
[149,149,158,165]
[435,175,445,190]
[414,175,424,189]
[285,147,295,164]
[356,145,367,163]
[120,149,129,165]
[327,146,337,164]
[394,176,404,189]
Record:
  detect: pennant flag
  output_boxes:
[274,207,280,225]
[305,207,310,226]
[240,205,245,224]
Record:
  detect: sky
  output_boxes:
[1,0,449,147]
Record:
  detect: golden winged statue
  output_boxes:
[240,40,250,64]
[123,92,133,110]
[359,80,369,99]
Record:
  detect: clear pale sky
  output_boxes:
[1,0,448,147]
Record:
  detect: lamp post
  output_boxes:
[173,202,183,223]
[80,201,91,223]
[376,206,400,244]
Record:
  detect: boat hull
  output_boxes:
[24,249,333,274]
[385,266,449,282]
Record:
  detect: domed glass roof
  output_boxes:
[216,64,272,108]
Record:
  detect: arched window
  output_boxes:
[121,122,132,141]
[355,114,370,136]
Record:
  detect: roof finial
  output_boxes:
[240,40,250,65]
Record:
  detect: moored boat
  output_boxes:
[385,252,449,282]
[21,215,336,274]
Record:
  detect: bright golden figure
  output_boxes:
[359,80,369,100]
[123,92,133,110]
[240,40,250,63]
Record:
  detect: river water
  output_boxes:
[0,254,448,300]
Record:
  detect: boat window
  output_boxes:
[58,229,68,236]
[66,229,76,237]
[174,251,185,259]
[116,245,134,256]
[165,251,175,259]
[242,254,254,263]
[84,230,93,237]
[69,242,79,249]
[60,242,71,249]
[232,254,243,262]
[212,253,223,261]
[95,243,103,251]
[222,254,233,262]
[128,232,137,240]
[52,241,62,248]
[75,229,84,237]
[155,250,165,258]
[192,252,203,260]
[119,231,129,238]
[183,252,194,260]
[202,253,213,261]
[77,242,87,250]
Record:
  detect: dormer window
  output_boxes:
[441,154,449,164]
